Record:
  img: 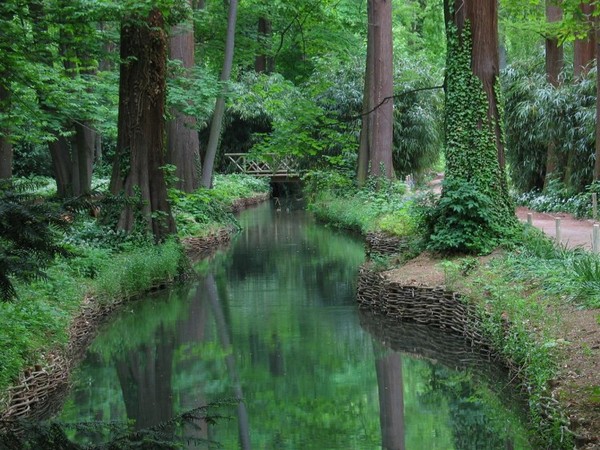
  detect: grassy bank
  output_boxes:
[0,174,270,400]
[305,178,600,448]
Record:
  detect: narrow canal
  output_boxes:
[59,201,532,449]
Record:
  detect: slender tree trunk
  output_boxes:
[167,0,200,192]
[544,0,563,189]
[358,0,394,183]
[205,274,251,449]
[255,17,273,73]
[574,2,595,78]
[200,0,238,188]
[357,7,374,186]
[110,8,176,240]
[594,22,600,181]
[0,84,12,179]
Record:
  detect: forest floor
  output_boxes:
[391,175,600,448]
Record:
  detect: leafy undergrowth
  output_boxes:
[514,179,600,220]
[0,174,270,397]
[306,173,419,237]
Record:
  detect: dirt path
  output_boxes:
[516,206,598,250]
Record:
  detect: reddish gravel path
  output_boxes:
[515,207,598,250]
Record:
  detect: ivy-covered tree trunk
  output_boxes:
[544,0,563,189]
[357,0,394,183]
[167,0,200,193]
[110,8,176,241]
[437,0,515,253]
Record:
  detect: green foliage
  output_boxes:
[426,179,517,255]
[0,403,230,449]
[306,175,413,237]
[440,20,516,254]
[171,174,269,237]
[514,180,600,219]
[0,180,71,301]
[451,251,572,448]
[502,60,596,193]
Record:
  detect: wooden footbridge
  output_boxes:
[224,153,300,181]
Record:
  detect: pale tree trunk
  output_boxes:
[110,8,176,241]
[200,0,238,188]
[357,8,374,186]
[574,2,595,78]
[167,0,200,193]
[358,0,394,182]
[544,0,563,189]
[0,83,12,179]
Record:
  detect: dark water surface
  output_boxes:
[59,201,532,449]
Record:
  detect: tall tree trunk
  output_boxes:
[442,0,514,236]
[49,137,73,198]
[357,9,375,186]
[594,22,600,181]
[544,0,563,189]
[0,83,12,179]
[200,0,238,188]
[574,2,595,78]
[73,122,95,195]
[110,8,176,240]
[255,17,273,73]
[358,0,394,182]
[167,0,200,192]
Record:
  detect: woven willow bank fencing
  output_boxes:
[357,264,497,359]
[365,232,410,256]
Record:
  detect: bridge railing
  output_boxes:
[224,153,300,178]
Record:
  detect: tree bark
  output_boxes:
[200,0,238,188]
[255,17,273,73]
[442,0,514,230]
[110,8,176,240]
[357,5,375,186]
[595,21,600,181]
[49,137,73,198]
[167,0,201,193]
[574,2,595,78]
[358,0,394,183]
[0,83,12,179]
[544,0,563,189]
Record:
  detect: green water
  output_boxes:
[59,201,532,449]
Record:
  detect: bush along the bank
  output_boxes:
[305,171,419,238]
[0,174,270,399]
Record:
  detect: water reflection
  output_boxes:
[59,202,531,449]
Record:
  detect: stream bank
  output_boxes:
[0,192,270,426]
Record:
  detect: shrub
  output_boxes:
[426,178,516,254]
